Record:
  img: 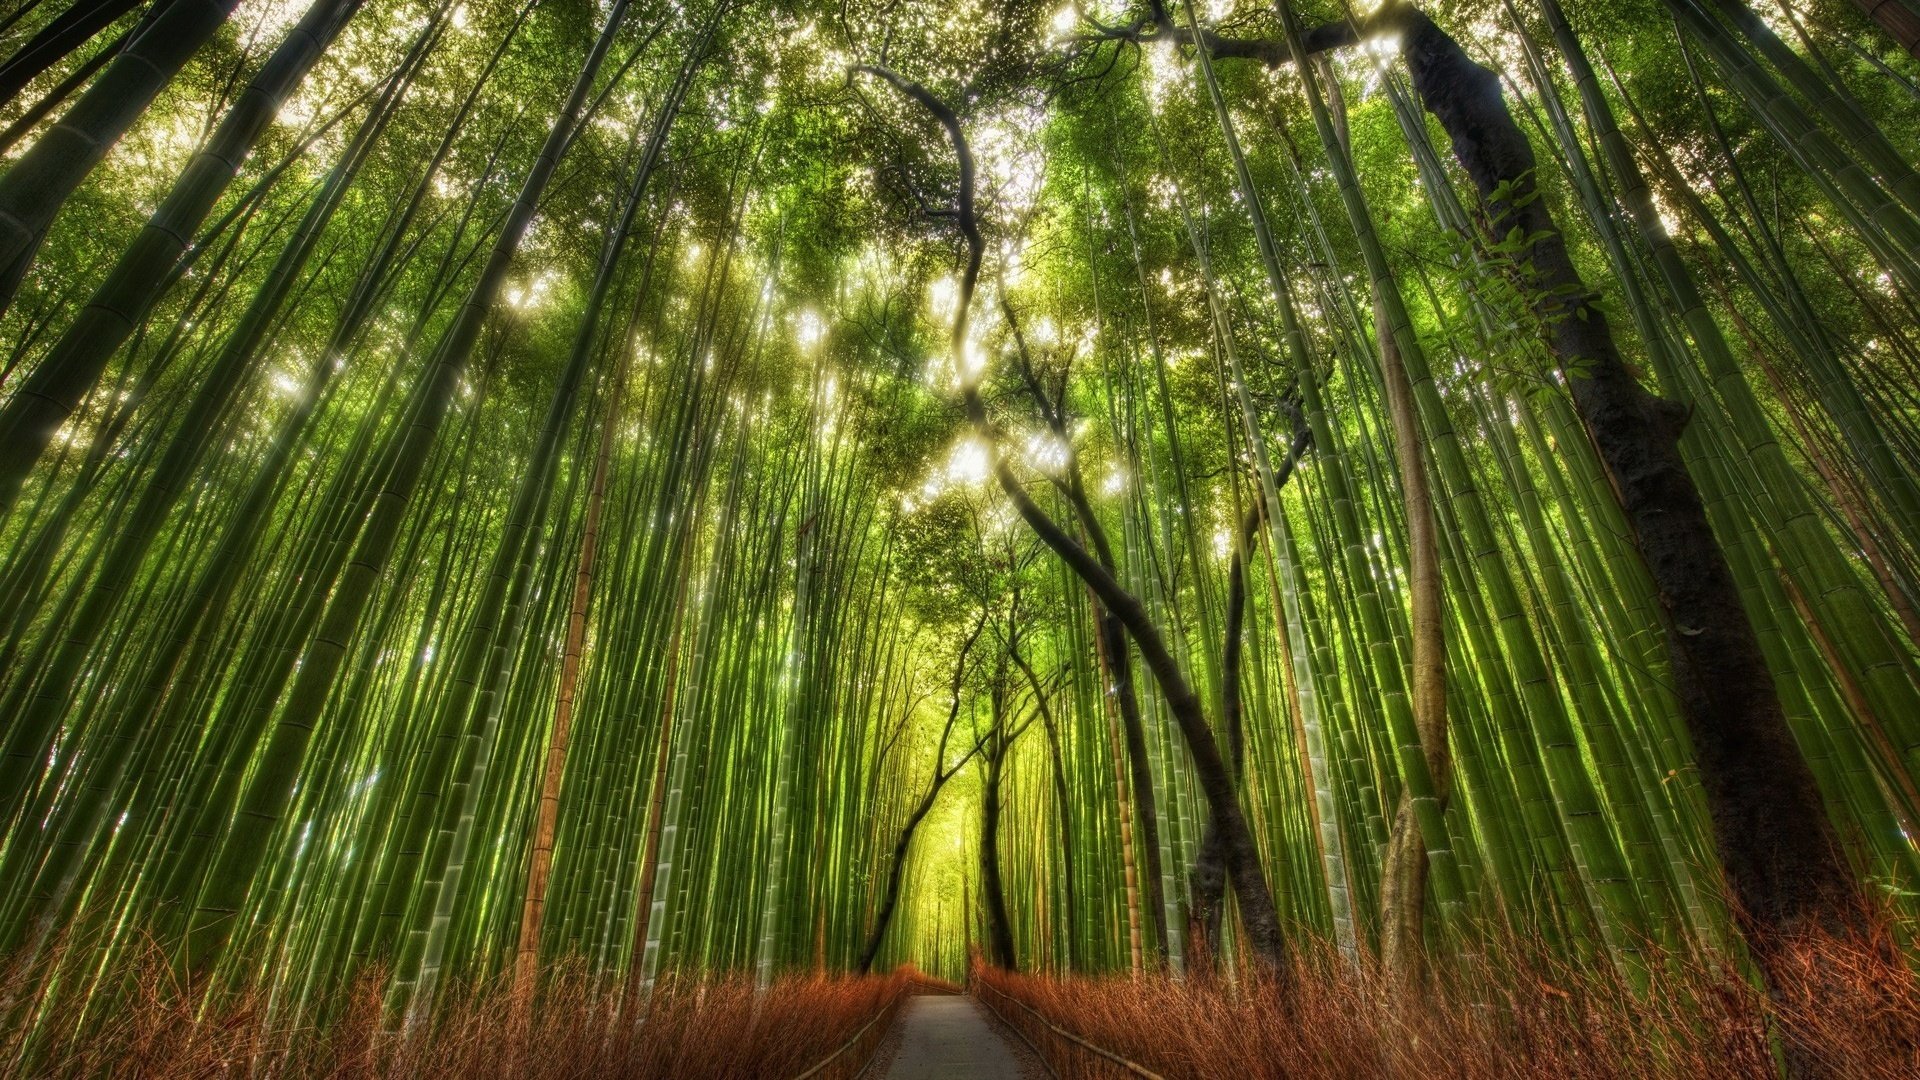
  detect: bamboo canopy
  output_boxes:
[0,0,1916,1066]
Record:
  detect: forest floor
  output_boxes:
[872,993,1046,1079]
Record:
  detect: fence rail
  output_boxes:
[790,984,906,1080]
[972,979,1165,1080]
[790,974,954,1080]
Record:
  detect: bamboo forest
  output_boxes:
[2,0,1920,1075]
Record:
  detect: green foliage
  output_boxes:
[0,0,1916,1052]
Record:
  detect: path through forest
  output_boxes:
[878,994,1040,1079]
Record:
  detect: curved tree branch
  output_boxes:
[851,60,1290,977]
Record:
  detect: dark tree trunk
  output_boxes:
[0,29,125,156]
[0,0,362,505]
[859,786,942,974]
[989,445,1288,974]
[1849,0,1920,58]
[856,61,1291,979]
[0,0,237,315]
[1189,425,1308,975]
[857,613,985,973]
[1186,501,1260,972]
[1040,710,1076,970]
[981,722,1018,970]
[0,0,143,107]
[1388,0,1866,990]
[1013,646,1077,970]
[1025,316,1172,968]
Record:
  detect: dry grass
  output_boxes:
[1,936,915,1078]
[8,923,1915,1078]
[974,928,1920,1079]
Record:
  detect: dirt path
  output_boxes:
[874,994,1043,1079]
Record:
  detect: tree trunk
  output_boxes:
[180,0,635,974]
[1100,612,1169,968]
[1002,284,1171,969]
[1187,421,1312,974]
[1392,0,1866,998]
[514,335,649,1014]
[859,787,940,974]
[857,61,1292,979]
[1015,648,1077,971]
[0,0,234,297]
[1306,44,1451,986]
[0,0,144,107]
[1850,0,1920,57]
[0,0,363,505]
[980,701,1018,970]
[1096,613,1146,976]
[1370,265,1450,989]
[1188,496,1261,970]
[857,616,984,973]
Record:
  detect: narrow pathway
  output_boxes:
[877,994,1041,1079]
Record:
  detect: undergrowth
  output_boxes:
[975,926,1920,1079]
[0,935,914,1078]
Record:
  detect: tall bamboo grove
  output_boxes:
[0,0,1917,1064]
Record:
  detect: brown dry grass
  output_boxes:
[7,924,1915,1078]
[974,928,1920,1079]
[0,936,917,1078]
